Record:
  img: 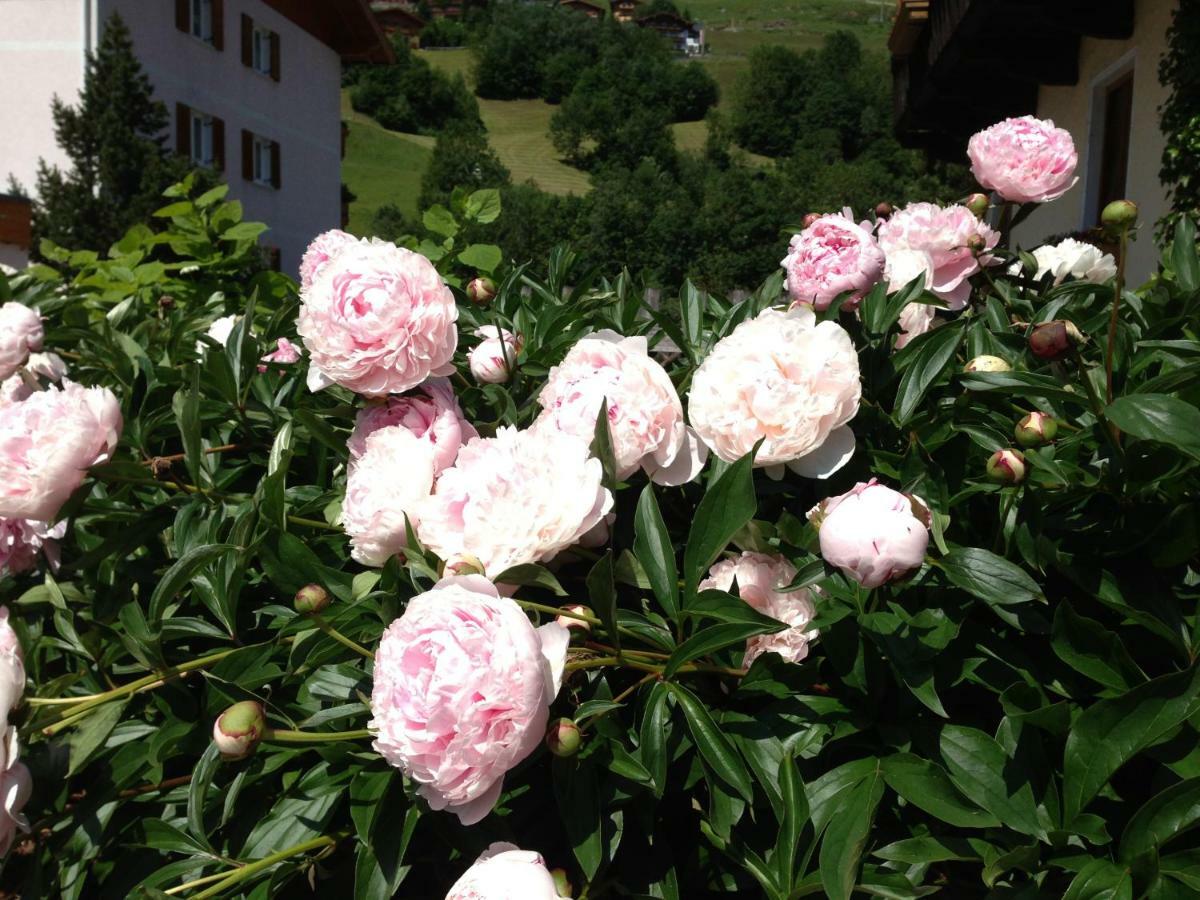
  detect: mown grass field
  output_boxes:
[343,2,891,232]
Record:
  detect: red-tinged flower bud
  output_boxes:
[294,583,330,615]
[802,213,821,229]
[966,234,987,254]
[466,276,497,306]
[556,604,593,645]
[1028,320,1085,361]
[1101,199,1138,233]
[1015,411,1057,447]
[550,868,573,898]
[964,193,989,219]
[212,701,266,760]
[986,448,1026,484]
[963,355,1011,373]
[874,201,894,220]
[545,718,583,758]
[158,294,176,311]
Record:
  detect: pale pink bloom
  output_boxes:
[878,203,999,309]
[418,427,613,577]
[0,727,31,856]
[446,842,561,899]
[534,331,707,486]
[258,338,302,369]
[348,378,476,476]
[298,241,458,396]
[299,229,358,292]
[0,381,122,522]
[688,307,860,479]
[370,576,569,826]
[341,428,435,567]
[468,326,521,385]
[968,115,1078,204]
[895,302,936,351]
[0,609,24,734]
[195,314,241,354]
[1009,238,1117,285]
[0,303,43,381]
[699,553,818,667]
[0,376,31,409]
[24,352,67,382]
[809,480,930,589]
[782,209,885,311]
[0,518,65,578]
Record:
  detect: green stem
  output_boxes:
[516,599,599,626]
[1072,348,1123,459]
[286,515,342,533]
[189,832,347,900]
[1105,228,1129,405]
[310,614,373,659]
[265,728,372,743]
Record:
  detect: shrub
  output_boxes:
[419,17,468,49]
[348,40,480,136]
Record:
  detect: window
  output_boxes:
[176,104,225,171]
[1083,51,1136,228]
[176,0,223,49]
[242,15,280,80]
[253,135,273,185]
[190,0,212,41]
[242,130,280,189]
[252,25,272,74]
[191,113,214,166]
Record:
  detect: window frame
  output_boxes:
[1081,49,1137,229]
[252,24,273,75]
[191,112,215,167]
[252,135,274,186]
[190,0,213,43]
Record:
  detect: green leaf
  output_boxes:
[457,243,503,273]
[187,743,222,852]
[554,759,603,880]
[663,621,779,678]
[818,760,884,900]
[634,485,680,621]
[881,753,1000,828]
[1053,601,1146,691]
[586,551,619,654]
[423,204,459,238]
[666,682,753,803]
[961,370,1089,405]
[491,563,568,596]
[940,546,1043,607]
[893,320,966,424]
[172,367,203,488]
[590,399,618,491]
[240,764,344,859]
[774,752,809,895]
[1106,394,1200,461]
[148,543,238,623]
[1062,858,1134,900]
[1063,667,1200,823]
[465,188,501,224]
[68,700,128,776]
[221,221,267,242]
[640,682,671,797]
[1120,777,1200,863]
[1172,216,1198,294]
[939,725,1046,839]
[683,448,757,599]
[680,281,703,352]
[872,835,989,864]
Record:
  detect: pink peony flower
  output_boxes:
[782,209,885,311]
[299,229,358,293]
[0,518,65,578]
[348,378,477,476]
[968,115,1078,204]
[895,302,936,350]
[0,381,122,522]
[341,427,436,568]
[370,576,569,826]
[0,609,24,734]
[809,480,930,589]
[446,842,562,899]
[878,203,999,309]
[468,326,521,385]
[699,553,818,667]
[0,303,43,382]
[534,331,707,486]
[688,307,860,479]
[418,427,613,577]
[24,352,67,382]
[0,727,31,857]
[258,338,302,369]
[0,376,31,409]
[298,240,458,396]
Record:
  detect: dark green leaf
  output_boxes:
[818,760,884,900]
[894,320,966,424]
[683,450,757,599]
[941,546,1043,607]
[1120,777,1200,863]
[1106,394,1200,461]
[939,725,1046,839]
[1062,858,1134,900]
[881,753,1000,828]
[148,543,237,623]
[1172,216,1199,294]
[1053,601,1146,691]
[634,485,680,620]
[586,550,619,655]
[667,682,753,803]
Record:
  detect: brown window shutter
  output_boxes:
[270,141,281,189]
[175,0,189,32]
[241,130,253,181]
[241,14,252,66]
[270,31,280,81]
[212,117,226,172]
[341,121,348,160]
[211,0,224,49]
[176,103,191,157]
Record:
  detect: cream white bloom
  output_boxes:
[1009,238,1117,285]
[446,842,563,898]
[0,727,31,856]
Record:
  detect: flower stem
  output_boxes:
[286,515,342,533]
[517,599,599,625]
[310,614,373,659]
[265,728,372,744]
[1072,348,1123,459]
[184,832,348,899]
[1105,228,1129,405]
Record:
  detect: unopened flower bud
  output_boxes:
[802,213,821,229]
[550,868,573,898]
[212,701,266,760]
[158,294,175,310]
[964,193,989,219]
[1014,411,1057,447]
[874,201,894,220]
[545,718,583,757]
[1028,320,1085,361]
[964,355,1011,374]
[1101,199,1138,233]
[444,553,485,577]
[294,583,330,615]
[466,276,497,306]
[556,604,593,644]
[986,448,1026,484]
[967,234,987,254]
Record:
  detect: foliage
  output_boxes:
[418,122,511,211]
[346,37,480,136]
[29,13,197,259]
[419,17,469,49]
[1159,0,1200,235]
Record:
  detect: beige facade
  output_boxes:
[1012,0,1177,283]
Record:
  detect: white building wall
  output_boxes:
[1011,0,1177,284]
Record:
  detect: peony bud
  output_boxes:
[964,355,1011,374]
[158,294,175,311]
[966,234,987,254]
[466,277,497,306]
[1028,320,1084,361]
[964,193,989,219]
[801,212,821,229]
[294,583,330,615]
[874,201,894,220]
[556,604,593,644]
[1014,411,1057,447]
[550,868,573,898]
[545,718,583,758]
[212,701,266,760]
[1101,199,1138,233]
[986,448,1026,484]
[468,327,521,385]
[810,480,930,589]
[443,553,486,577]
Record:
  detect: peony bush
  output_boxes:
[2,123,1200,899]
